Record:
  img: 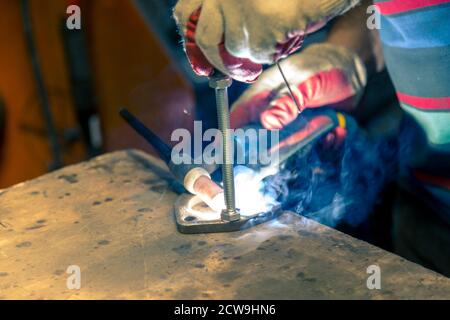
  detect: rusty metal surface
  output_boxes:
[0,150,449,300]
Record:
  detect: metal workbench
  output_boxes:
[0,150,449,299]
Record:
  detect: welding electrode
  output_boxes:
[119,108,225,212]
[209,71,241,222]
[276,60,302,114]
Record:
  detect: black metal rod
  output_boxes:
[276,60,302,114]
[21,0,63,170]
[119,108,172,164]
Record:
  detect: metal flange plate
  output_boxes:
[174,194,284,234]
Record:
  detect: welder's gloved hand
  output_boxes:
[173,0,360,83]
[230,43,367,136]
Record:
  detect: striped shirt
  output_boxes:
[374,0,450,221]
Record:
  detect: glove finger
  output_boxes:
[195,2,262,83]
[185,7,214,77]
[260,68,358,130]
[221,2,263,82]
[218,40,263,83]
[230,61,290,128]
[273,33,305,62]
[260,95,302,130]
[173,0,203,28]
[247,16,327,64]
[230,90,273,129]
[297,68,356,109]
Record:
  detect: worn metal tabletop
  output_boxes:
[0,150,449,299]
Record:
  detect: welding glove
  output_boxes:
[173,0,360,83]
[230,43,367,144]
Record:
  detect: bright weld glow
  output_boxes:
[207,191,225,212]
[233,165,280,216]
[206,166,281,216]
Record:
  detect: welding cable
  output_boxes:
[21,0,63,170]
[120,108,226,211]
[119,108,172,164]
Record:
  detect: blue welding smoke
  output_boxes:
[265,115,398,228]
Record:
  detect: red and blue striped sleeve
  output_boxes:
[374,0,450,219]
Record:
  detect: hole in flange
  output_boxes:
[184,216,197,222]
